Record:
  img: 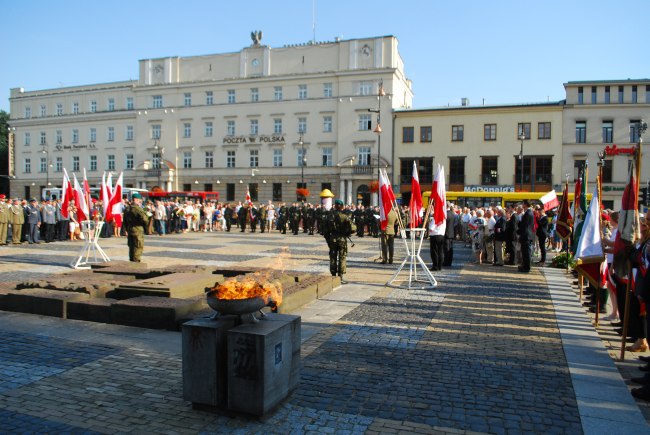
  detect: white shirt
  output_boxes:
[428,218,445,236]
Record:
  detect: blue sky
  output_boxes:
[2,0,647,113]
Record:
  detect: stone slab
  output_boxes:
[112,273,220,299]
[17,272,133,298]
[181,315,240,408]
[111,295,208,330]
[5,288,90,318]
[67,298,117,324]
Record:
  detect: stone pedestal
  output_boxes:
[227,314,300,417]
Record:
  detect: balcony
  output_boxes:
[146,169,162,178]
[353,165,373,175]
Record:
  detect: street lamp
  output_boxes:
[153,140,165,191]
[41,144,51,192]
[299,132,306,187]
[518,133,526,192]
[369,80,386,205]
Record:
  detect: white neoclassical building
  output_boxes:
[8,34,413,205]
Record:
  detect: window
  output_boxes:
[205,121,213,137]
[73,156,80,172]
[632,85,638,103]
[250,88,259,102]
[126,125,134,141]
[56,103,63,116]
[630,120,642,143]
[538,122,551,139]
[24,132,31,146]
[90,155,97,171]
[402,126,414,143]
[250,119,259,135]
[126,97,134,110]
[449,157,465,184]
[481,157,498,185]
[152,152,162,169]
[299,85,307,100]
[107,127,115,142]
[40,131,46,145]
[323,116,332,132]
[107,155,115,171]
[25,107,31,118]
[578,87,584,104]
[90,101,96,113]
[55,157,63,172]
[90,128,97,143]
[535,157,552,183]
[183,123,191,138]
[359,81,372,95]
[227,120,235,136]
[250,149,259,167]
[40,157,47,173]
[108,98,115,111]
[153,95,163,108]
[573,159,585,182]
[273,149,283,167]
[227,90,235,104]
[274,86,283,101]
[618,86,624,103]
[39,104,46,117]
[604,86,610,104]
[274,118,283,134]
[575,121,586,143]
[591,86,597,104]
[358,146,371,166]
[484,124,497,141]
[272,183,282,202]
[184,93,192,107]
[226,183,235,201]
[322,147,333,167]
[126,154,134,170]
[297,148,306,167]
[206,91,214,105]
[602,121,613,143]
[452,125,464,142]
[152,124,161,139]
[72,129,79,143]
[359,114,372,131]
[517,123,530,140]
[226,150,235,168]
[24,158,31,173]
[56,130,62,144]
[205,151,214,168]
[72,102,79,115]
[183,151,192,169]
[323,83,333,98]
[602,160,613,183]
[420,126,432,143]
[298,117,307,134]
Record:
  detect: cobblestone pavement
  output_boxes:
[0,232,649,433]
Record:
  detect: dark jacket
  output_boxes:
[444,209,455,239]
[518,209,535,242]
[494,215,507,242]
[536,214,549,238]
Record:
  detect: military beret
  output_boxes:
[334,199,344,206]
[30,198,37,202]
[132,193,142,200]
[0,194,5,199]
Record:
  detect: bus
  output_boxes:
[147,191,219,203]
[421,190,587,210]
[42,186,148,202]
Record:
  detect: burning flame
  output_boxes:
[212,273,283,307]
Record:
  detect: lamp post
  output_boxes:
[153,140,165,191]
[299,132,306,201]
[518,133,526,192]
[369,80,386,206]
[41,144,50,194]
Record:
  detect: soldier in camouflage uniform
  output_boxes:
[123,193,150,262]
[322,199,355,284]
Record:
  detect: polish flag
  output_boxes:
[409,161,423,228]
[101,172,113,219]
[379,170,395,231]
[109,172,123,221]
[613,159,640,277]
[540,190,560,211]
[432,164,446,226]
[61,169,74,219]
[72,173,89,221]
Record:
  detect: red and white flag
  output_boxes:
[72,173,89,221]
[101,172,113,219]
[409,161,423,229]
[61,169,74,219]
[540,190,559,211]
[574,185,606,288]
[245,189,252,205]
[613,159,640,277]
[108,172,123,222]
[432,164,446,226]
[379,170,395,231]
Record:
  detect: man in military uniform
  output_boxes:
[366,206,379,237]
[41,199,56,243]
[223,203,233,232]
[0,194,9,245]
[315,204,324,235]
[354,205,365,237]
[289,202,301,235]
[249,203,258,232]
[123,193,150,262]
[380,208,398,264]
[25,198,42,244]
[237,203,248,232]
[278,203,288,233]
[322,199,356,284]
[258,204,268,233]
[9,199,25,244]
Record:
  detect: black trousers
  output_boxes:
[521,240,531,271]
[443,238,454,266]
[429,235,444,271]
[538,235,547,262]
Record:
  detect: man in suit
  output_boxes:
[442,204,456,267]
[25,198,42,244]
[535,207,549,266]
[493,207,507,266]
[517,200,535,272]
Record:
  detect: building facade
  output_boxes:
[8,34,413,204]
[393,102,565,204]
[562,79,650,210]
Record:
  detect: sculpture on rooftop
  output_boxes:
[251,30,263,46]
